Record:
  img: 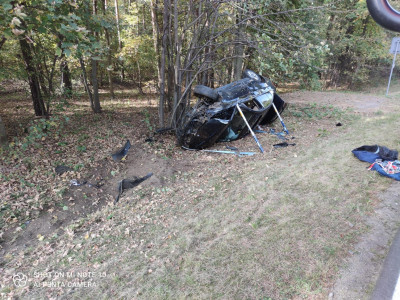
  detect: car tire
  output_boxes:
[242,69,262,82]
[193,85,219,101]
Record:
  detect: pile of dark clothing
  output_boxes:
[352,145,400,180]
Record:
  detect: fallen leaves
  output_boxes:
[0,96,150,233]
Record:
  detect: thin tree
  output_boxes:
[19,37,47,116]
[0,116,8,148]
[91,0,102,113]
[103,0,115,98]
[158,0,170,126]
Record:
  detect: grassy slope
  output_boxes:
[2,95,400,299]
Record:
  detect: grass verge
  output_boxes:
[1,96,400,299]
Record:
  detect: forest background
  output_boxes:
[0,0,396,131]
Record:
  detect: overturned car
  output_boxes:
[177,70,286,150]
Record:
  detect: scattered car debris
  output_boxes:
[70,179,87,186]
[273,142,296,148]
[353,145,400,180]
[203,149,256,157]
[182,145,255,157]
[226,146,239,151]
[55,165,72,175]
[255,128,293,141]
[87,182,104,189]
[114,173,153,204]
[145,128,174,144]
[145,137,154,143]
[177,69,287,150]
[70,179,104,188]
[156,127,174,134]
[254,128,295,141]
[254,128,269,134]
[268,128,290,141]
[111,140,131,161]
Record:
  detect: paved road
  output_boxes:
[332,182,400,300]
[372,229,400,300]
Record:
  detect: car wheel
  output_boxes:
[242,69,262,82]
[193,85,219,101]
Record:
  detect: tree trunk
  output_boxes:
[114,0,122,51]
[102,0,115,98]
[159,0,170,127]
[48,54,58,96]
[91,59,102,113]
[60,60,73,97]
[136,59,144,95]
[150,0,162,95]
[105,29,115,98]
[233,9,245,81]
[172,0,182,126]
[0,116,7,148]
[19,38,47,116]
[91,0,102,113]
[0,37,6,51]
[167,64,174,110]
[79,57,95,111]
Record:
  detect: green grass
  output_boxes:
[289,102,352,120]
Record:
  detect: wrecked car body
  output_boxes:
[178,70,286,150]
